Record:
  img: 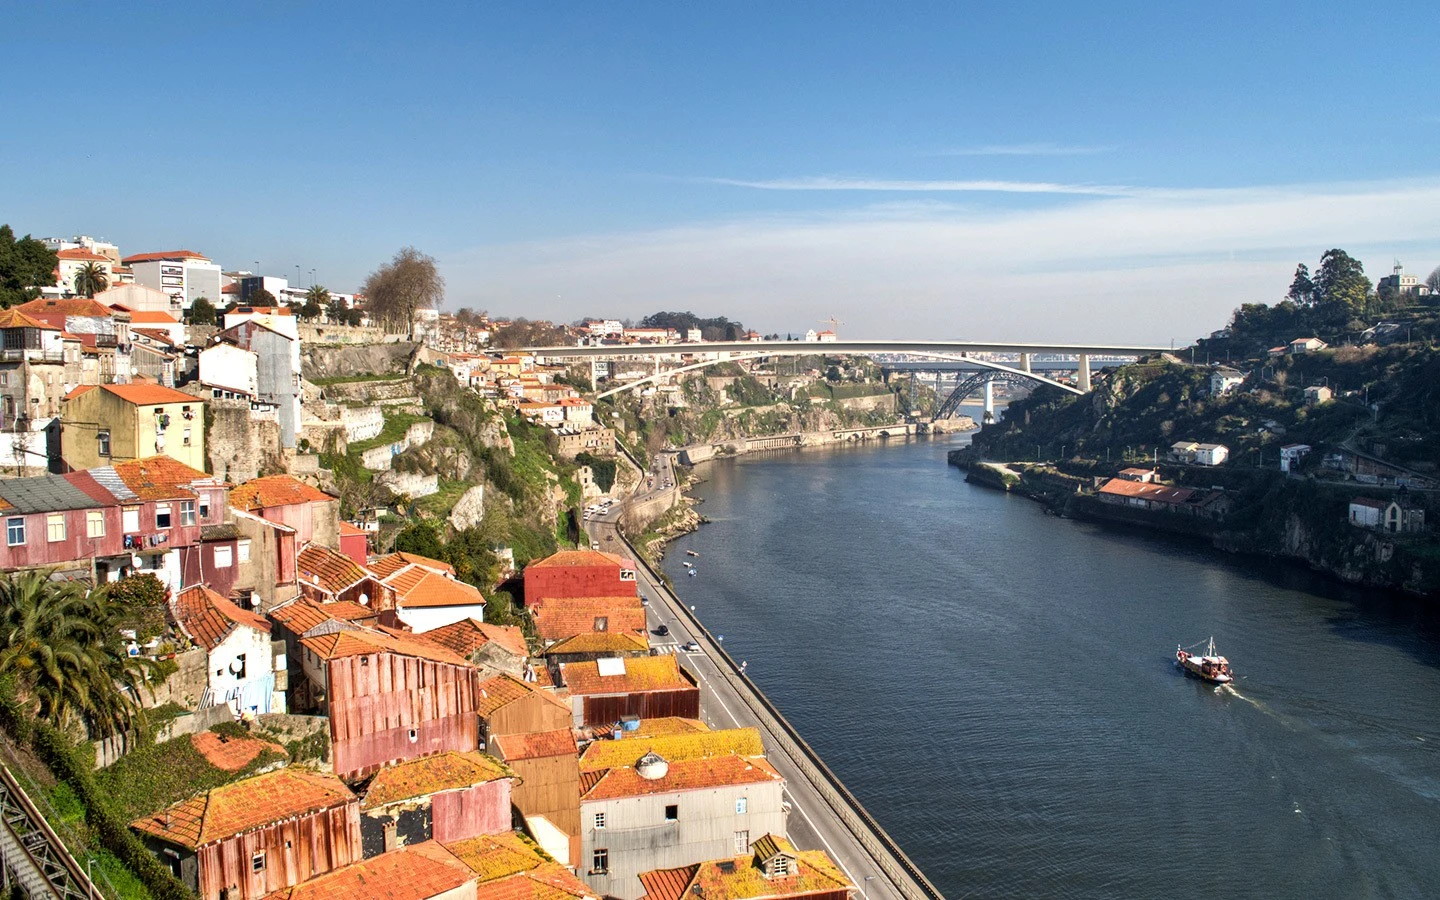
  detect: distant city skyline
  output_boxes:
[3,2,1438,344]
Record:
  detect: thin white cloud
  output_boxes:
[445,177,1440,345]
[934,142,1117,156]
[701,175,1136,196]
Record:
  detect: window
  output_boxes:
[591,850,608,874]
[0,373,7,386]
[407,728,418,743]
[122,507,140,533]
[593,616,608,632]
[155,505,172,529]
[199,497,211,520]
[664,804,678,822]
[86,511,105,538]
[6,518,24,546]
[593,812,606,829]
[46,514,65,542]
[251,852,265,873]
[735,797,747,815]
[97,430,110,457]
[734,830,749,853]
[772,857,790,876]
[233,654,246,679]
[180,500,196,527]
[183,427,192,447]
[214,545,233,568]
[238,539,251,563]
[236,589,254,609]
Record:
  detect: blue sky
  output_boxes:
[4,2,1439,343]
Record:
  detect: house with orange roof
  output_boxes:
[170,585,284,715]
[131,768,362,900]
[0,308,78,472]
[60,382,206,471]
[15,296,132,383]
[557,655,700,727]
[383,563,488,633]
[578,748,786,900]
[297,543,395,613]
[297,625,484,779]
[524,549,637,609]
[413,618,528,677]
[441,832,599,900]
[119,306,186,344]
[533,596,647,646]
[124,250,221,313]
[54,247,115,297]
[474,673,573,744]
[637,836,854,900]
[260,841,477,900]
[230,474,341,548]
[369,551,456,580]
[338,521,368,566]
[358,751,515,856]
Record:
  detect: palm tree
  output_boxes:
[72,262,108,298]
[0,572,157,736]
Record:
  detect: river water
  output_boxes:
[659,428,1440,900]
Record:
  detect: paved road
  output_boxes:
[586,514,925,900]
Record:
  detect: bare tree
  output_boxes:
[1427,265,1440,294]
[361,247,445,332]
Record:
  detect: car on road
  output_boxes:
[681,641,700,652]
[591,541,600,550]
[653,624,669,636]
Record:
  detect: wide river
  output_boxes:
[659,429,1440,900]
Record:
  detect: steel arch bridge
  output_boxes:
[934,370,1037,421]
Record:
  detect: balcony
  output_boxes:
[0,349,64,363]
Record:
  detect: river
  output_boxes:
[658,427,1440,900]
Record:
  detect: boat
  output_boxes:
[687,569,697,577]
[686,550,699,557]
[682,561,693,568]
[1175,637,1233,685]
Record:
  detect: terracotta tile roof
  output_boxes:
[527,549,633,570]
[230,475,336,511]
[543,632,649,656]
[439,832,593,898]
[533,597,645,642]
[171,585,270,651]
[560,655,696,696]
[15,297,119,318]
[263,842,474,900]
[122,250,208,264]
[1097,478,1196,505]
[301,627,471,667]
[638,845,851,900]
[324,600,379,621]
[419,619,528,660]
[339,521,367,537]
[66,383,197,406]
[57,248,110,261]
[749,834,794,862]
[362,751,513,810]
[394,570,486,609]
[617,718,709,740]
[371,551,455,578]
[132,327,179,348]
[270,599,378,636]
[112,456,210,500]
[383,565,428,596]
[0,308,59,330]
[63,384,97,401]
[472,870,597,900]
[579,728,763,773]
[128,310,182,324]
[190,732,285,772]
[489,729,577,761]
[298,544,372,595]
[475,674,569,717]
[581,755,781,802]
[131,768,355,850]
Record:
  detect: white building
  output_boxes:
[804,329,818,342]
[587,320,624,337]
[685,327,702,343]
[1304,385,1333,406]
[817,330,837,343]
[224,305,300,340]
[199,342,260,398]
[95,284,177,314]
[124,251,222,313]
[1209,368,1245,396]
[1194,443,1229,466]
[42,235,121,265]
[54,248,115,297]
[1348,497,1386,529]
[1279,444,1312,473]
[170,585,284,716]
[1377,262,1432,298]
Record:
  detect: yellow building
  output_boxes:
[62,383,206,470]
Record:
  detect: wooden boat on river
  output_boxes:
[1176,637,1233,685]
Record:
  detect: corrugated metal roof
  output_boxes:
[0,473,109,514]
[87,466,138,502]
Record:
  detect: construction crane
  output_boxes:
[817,316,844,332]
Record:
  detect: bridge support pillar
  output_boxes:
[589,358,598,391]
[983,379,995,423]
[1078,354,1091,392]
[1020,352,1032,373]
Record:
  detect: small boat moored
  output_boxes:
[1176,637,1233,685]
[687,569,697,577]
[686,550,699,557]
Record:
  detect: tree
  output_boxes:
[305,284,332,319]
[188,296,217,325]
[1426,265,1440,294]
[1285,264,1315,305]
[0,571,158,736]
[72,261,108,298]
[248,287,277,306]
[0,225,58,308]
[491,318,568,349]
[361,247,444,332]
[393,522,445,559]
[1312,248,1373,311]
[299,297,323,322]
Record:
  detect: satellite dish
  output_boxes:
[359,592,370,607]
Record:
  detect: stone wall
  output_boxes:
[94,703,234,769]
[300,341,417,381]
[299,324,409,346]
[205,399,284,483]
[376,470,439,497]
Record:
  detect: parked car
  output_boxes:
[654,624,670,636]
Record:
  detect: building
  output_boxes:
[170,585,284,716]
[1116,468,1157,483]
[0,308,79,456]
[1094,478,1228,520]
[203,319,302,448]
[554,426,616,460]
[1209,368,1245,396]
[384,564,489,633]
[488,730,582,866]
[123,250,222,313]
[1288,337,1328,354]
[298,627,483,779]
[533,596,647,646]
[816,330,837,343]
[443,832,599,900]
[123,308,187,345]
[525,549,638,609]
[1377,262,1431,299]
[260,842,476,900]
[1193,443,1229,466]
[338,521,369,565]
[1279,444,1312,474]
[359,751,515,857]
[55,248,115,296]
[413,619,528,677]
[557,656,701,727]
[94,284,177,314]
[229,475,341,549]
[61,383,205,470]
[637,836,855,900]
[544,632,651,664]
[1349,497,1425,533]
[1348,497,1387,529]
[1304,385,1333,406]
[15,297,131,384]
[578,744,786,900]
[297,543,394,611]
[475,673,573,744]
[131,768,362,900]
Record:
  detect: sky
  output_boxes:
[3,2,1439,344]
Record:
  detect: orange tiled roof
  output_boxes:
[440,832,594,899]
[112,455,210,500]
[544,632,649,656]
[57,248,109,261]
[638,845,851,900]
[15,297,119,318]
[263,842,474,900]
[132,327,179,348]
[418,618,528,660]
[560,655,695,696]
[394,570,486,609]
[582,755,781,802]
[131,768,354,850]
[475,673,568,717]
[0,308,60,330]
[1097,478,1196,505]
[298,544,372,595]
[370,551,455,579]
[579,728,763,773]
[301,627,471,667]
[122,250,208,264]
[128,310,181,324]
[472,870,597,900]
[270,599,340,635]
[171,585,270,651]
[361,751,512,810]
[338,521,367,537]
[526,549,633,570]
[383,564,428,596]
[190,732,285,772]
[490,729,577,762]
[533,596,645,642]
[65,383,196,406]
[617,718,709,740]
[230,475,336,510]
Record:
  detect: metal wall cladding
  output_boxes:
[510,755,582,838]
[581,689,701,727]
[431,779,513,843]
[485,693,573,740]
[525,567,634,607]
[195,802,361,900]
[327,652,482,780]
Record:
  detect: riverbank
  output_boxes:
[676,421,939,466]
